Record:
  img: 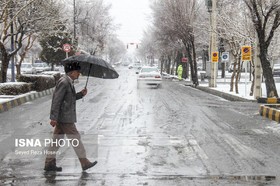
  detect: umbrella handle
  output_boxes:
[85,64,92,88]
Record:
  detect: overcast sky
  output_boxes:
[104,0,152,44]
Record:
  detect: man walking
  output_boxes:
[44,62,97,172]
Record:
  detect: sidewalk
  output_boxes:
[197,78,256,102]
[180,71,280,123]
[0,88,54,113]
[183,70,280,102]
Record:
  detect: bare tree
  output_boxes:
[150,0,202,85]
[138,28,159,66]
[217,0,255,94]
[244,0,280,97]
[105,36,126,64]
[76,0,113,56]
[0,0,62,82]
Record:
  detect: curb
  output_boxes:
[257,97,280,104]
[259,104,280,123]
[194,85,255,102]
[0,88,55,113]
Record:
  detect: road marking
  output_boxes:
[251,129,267,134]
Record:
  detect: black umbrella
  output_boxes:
[62,54,119,88]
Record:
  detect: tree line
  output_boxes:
[138,0,280,98]
[0,0,126,83]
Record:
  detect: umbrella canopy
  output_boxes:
[62,54,119,88]
[62,54,119,79]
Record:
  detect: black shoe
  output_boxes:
[44,165,62,172]
[82,161,98,171]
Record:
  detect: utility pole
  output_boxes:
[206,0,217,87]
[209,0,217,87]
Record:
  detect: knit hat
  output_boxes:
[64,62,81,73]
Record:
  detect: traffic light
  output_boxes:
[126,43,140,49]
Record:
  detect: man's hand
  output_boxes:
[50,120,57,127]
[81,88,87,97]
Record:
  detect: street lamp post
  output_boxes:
[206,0,217,87]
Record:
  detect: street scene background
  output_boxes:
[0,66,280,185]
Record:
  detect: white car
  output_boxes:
[33,63,46,73]
[21,63,36,74]
[273,64,280,76]
[136,66,162,88]
[34,62,51,72]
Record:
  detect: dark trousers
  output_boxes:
[45,123,90,167]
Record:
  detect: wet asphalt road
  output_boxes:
[0,66,280,185]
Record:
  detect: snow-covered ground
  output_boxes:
[193,71,280,100]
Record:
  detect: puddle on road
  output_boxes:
[206,175,275,182]
[150,174,276,182]
[0,174,277,185]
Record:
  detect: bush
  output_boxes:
[0,73,62,95]
[0,82,33,95]
[41,71,62,84]
[17,74,58,92]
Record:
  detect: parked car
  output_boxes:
[33,63,46,73]
[128,63,142,70]
[33,62,51,72]
[21,63,36,74]
[136,66,162,88]
[273,64,280,76]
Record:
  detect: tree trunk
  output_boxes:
[186,45,193,81]
[230,72,235,92]
[0,43,10,83]
[184,41,198,86]
[259,44,278,97]
[191,40,198,86]
[244,0,280,97]
[167,55,171,74]
[221,63,225,78]
[160,55,164,74]
[250,61,255,96]
[235,70,240,94]
[235,57,242,94]
[230,59,238,92]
